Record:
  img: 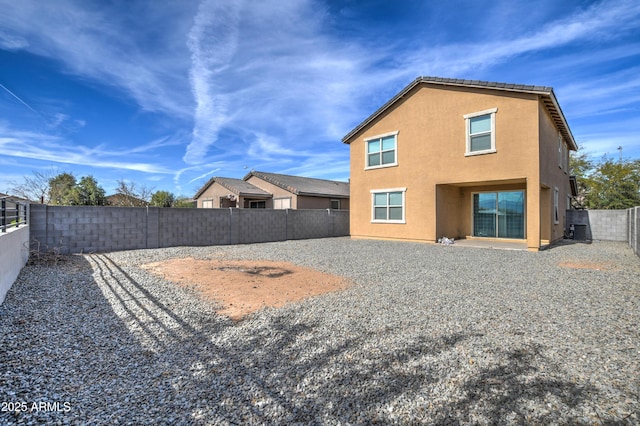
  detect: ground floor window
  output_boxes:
[249,201,266,208]
[274,198,291,209]
[371,188,406,223]
[330,199,340,210]
[202,199,213,208]
[554,187,559,224]
[473,191,524,239]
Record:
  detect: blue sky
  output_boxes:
[1,0,639,197]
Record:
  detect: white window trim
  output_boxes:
[364,131,399,170]
[330,199,341,210]
[554,187,560,224]
[370,187,406,224]
[464,108,497,156]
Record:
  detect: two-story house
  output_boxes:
[342,77,577,251]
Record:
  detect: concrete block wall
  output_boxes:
[286,209,349,240]
[587,210,628,241]
[566,207,640,258]
[331,210,350,236]
[232,209,287,244]
[158,208,231,247]
[29,205,350,253]
[566,209,628,242]
[0,226,30,305]
[629,207,639,256]
[30,205,148,253]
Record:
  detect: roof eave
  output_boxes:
[297,191,350,198]
[543,90,578,151]
[342,77,422,144]
[342,77,578,150]
[193,177,215,199]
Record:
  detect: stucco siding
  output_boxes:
[246,176,297,208]
[197,182,234,208]
[538,101,572,243]
[349,84,542,245]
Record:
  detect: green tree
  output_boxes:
[569,150,595,209]
[173,196,196,208]
[48,172,77,205]
[583,157,640,209]
[76,175,107,206]
[150,190,175,207]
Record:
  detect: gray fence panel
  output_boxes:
[29,205,350,253]
[287,210,333,240]
[232,209,286,244]
[158,208,231,247]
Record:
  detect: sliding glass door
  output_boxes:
[473,191,524,239]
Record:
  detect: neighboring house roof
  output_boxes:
[194,177,272,199]
[216,177,272,197]
[342,76,578,151]
[244,171,350,198]
[106,193,148,207]
[0,192,28,202]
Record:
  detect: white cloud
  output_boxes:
[184,0,243,164]
[0,0,195,118]
[0,125,173,174]
[403,0,640,77]
[0,30,28,49]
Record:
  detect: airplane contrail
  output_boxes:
[0,82,38,114]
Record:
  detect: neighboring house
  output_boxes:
[0,193,28,203]
[342,76,578,251]
[194,171,350,210]
[194,177,272,209]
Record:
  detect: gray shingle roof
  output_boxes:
[214,177,272,197]
[342,76,576,150]
[194,177,272,199]
[245,171,349,198]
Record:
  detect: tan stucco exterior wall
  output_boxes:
[538,101,572,244]
[196,182,272,209]
[196,182,237,208]
[296,195,350,210]
[347,83,570,250]
[246,176,298,208]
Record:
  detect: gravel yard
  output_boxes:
[1,238,639,425]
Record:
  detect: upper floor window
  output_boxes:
[464,108,497,156]
[558,133,563,169]
[365,131,398,169]
[558,132,568,171]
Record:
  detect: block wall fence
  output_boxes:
[566,207,640,257]
[29,205,349,254]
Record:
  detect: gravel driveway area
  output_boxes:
[1,238,639,425]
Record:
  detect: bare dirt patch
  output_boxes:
[141,258,351,320]
[558,261,616,271]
